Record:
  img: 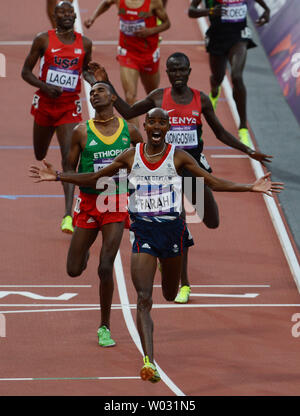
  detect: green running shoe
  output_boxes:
[140,356,161,383]
[174,285,191,304]
[97,326,116,347]
[61,215,74,234]
[238,128,253,148]
[209,87,221,111]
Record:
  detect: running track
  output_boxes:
[1,0,300,398]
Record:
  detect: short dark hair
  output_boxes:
[91,81,114,94]
[166,52,190,68]
[55,1,74,11]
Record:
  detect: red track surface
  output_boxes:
[0,0,300,397]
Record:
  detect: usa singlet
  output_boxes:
[38,29,85,98]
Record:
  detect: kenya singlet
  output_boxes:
[118,0,159,55]
[161,87,204,161]
[128,143,182,222]
[38,29,85,99]
[78,118,131,195]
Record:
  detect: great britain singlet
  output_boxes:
[128,143,182,222]
[118,0,159,55]
[161,87,204,162]
[38,29,85,98]
[206,0,248,34]
[78,118,131,195]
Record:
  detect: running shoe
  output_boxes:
[209,87,221,111]
[174,285,191,304]
[97,325,116,347]
[238,128,253,148]
[140,356,161,383]
[61,215,74,234]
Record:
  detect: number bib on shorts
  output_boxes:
[221,1,247,23]
[165,125,198,149]
[120,18,146,36]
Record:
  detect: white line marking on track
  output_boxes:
[195,11,300,292]
[0,40,204,46]
[190,293,259,298]
[0,285,91,288]
[211,154,249,158]
[1,304,300,314]
[73,0,185,397]
[0,376,140,381]
[154,284,270,288]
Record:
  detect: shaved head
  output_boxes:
[55,1,74,12]
[146,107,169,120]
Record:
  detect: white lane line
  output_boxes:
[1,304,300,314]
[211,154,249,158]
[0,285,91,288]
[73,0,185,397]
[195,13,300,292]
[154,284,270,288]
[190,293,259,298]
[0,376,140,381]
[0,40,204,46]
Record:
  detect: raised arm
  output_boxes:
[81,37,96,85]
[88,62,162,118]
[201,92,273,164]
[175,149,283,196]
[84,0,117,29]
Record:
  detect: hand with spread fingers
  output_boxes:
[88,61,109,83]
[251,172,284,196]
[29,160,57,182]
[249,150,273,164]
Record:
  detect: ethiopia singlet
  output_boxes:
[206,0,248,35]
[162,87,204,162]
[118,0,159,55]
[128,143,182,222]
[78,118,131,195]
[38,29,85,99]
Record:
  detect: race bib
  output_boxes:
[32,94,40,109]
[46,66,79,92]
[74,196,81,214]
[132,184,177,216]
[165,125,198,149]
[221,2,247,23]
[120,18,146,36]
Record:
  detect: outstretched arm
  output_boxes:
[29,148,135,188]
[201,92,273,164]
[175,149,283,196]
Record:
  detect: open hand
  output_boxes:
[249,150,273,164]
[88,61,109,82]
[251,172,284,196]
[29,159,57,182]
